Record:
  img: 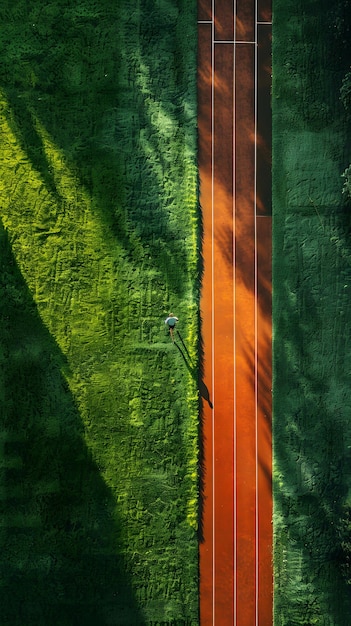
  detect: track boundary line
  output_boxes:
[233,3,237,625]
[254,2,259,624]
[211,1,215,622]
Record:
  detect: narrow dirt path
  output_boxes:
[198,1,272,624]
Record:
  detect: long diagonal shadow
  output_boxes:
[1,0,196,299]
[0,222,145,625]
[175,331,213,410]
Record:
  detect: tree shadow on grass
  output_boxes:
[271,3,351,621]
[0,222,145,626]
[1,0,197,299]
[273,210,351,623]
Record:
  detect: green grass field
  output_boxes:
[0,2,199,624]
[273,0,351,623]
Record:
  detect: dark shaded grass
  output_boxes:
[273,0,351,622]
[0,223,146,626]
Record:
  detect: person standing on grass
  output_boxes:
[165,313,178,342]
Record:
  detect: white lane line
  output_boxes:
[233,2,237,623]
[198,20,213,24]
[254,2,259,625]
[211,1,215,623]
[214,40,257,44]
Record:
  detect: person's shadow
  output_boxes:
[174,331,213,409]
[173,329,212,542]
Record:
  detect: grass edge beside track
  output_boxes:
[272,1,351,624]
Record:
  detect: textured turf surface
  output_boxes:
[0,2,199,624]
[273,1,351,623]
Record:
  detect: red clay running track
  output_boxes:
[198,1,272,624]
